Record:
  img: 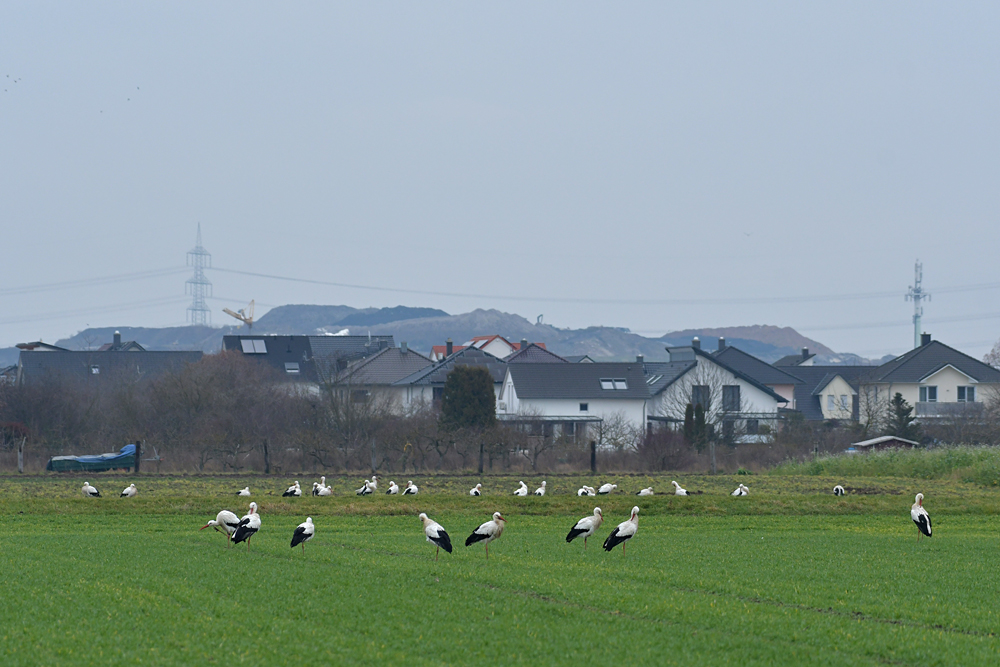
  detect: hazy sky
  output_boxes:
[3,3,999,358]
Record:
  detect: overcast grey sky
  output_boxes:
[2,3,999,358]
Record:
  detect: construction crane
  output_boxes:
[223,300,255,330]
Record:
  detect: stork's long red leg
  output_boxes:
[435,546,439,562]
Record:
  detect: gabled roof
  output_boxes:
[781,365,874,421]
[336,346,433,386]
[714,346,804,386]
[641,360,698,395]
[16,341,69,352]
[852,435,919,448]
[222,334,394,382]
[17,350,203,386]
[564,355,595,363]
[506,362,650,400]
[98,340,146,352]
[394,346,508,386]
[774,352,816,367]
[685,347,790,403]
[504,344,567,364]
[870,340,1000,384]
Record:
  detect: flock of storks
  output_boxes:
[80,475,934,560]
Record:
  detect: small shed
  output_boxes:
[851,436,919,452]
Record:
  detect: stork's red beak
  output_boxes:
[200,524,210,530]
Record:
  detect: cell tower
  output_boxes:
[905,259,930,349]
[186,224,213,325]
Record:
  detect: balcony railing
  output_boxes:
[915,402,984,419]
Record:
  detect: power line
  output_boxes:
[0,266,188,297]
[0,296,188,327]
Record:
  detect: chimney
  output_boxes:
[401,341,408,354]
[113,330,121,349]
[692,336,701,350]
[446,338,453,356]
[802,347,809,360]
[636,354,644,364]
[718,337,726,351]
[921,333,932,346]
[521,338,528,350]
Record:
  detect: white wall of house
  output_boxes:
[498,373,646,428]
[648,357,785,420]
[476,338,516,359]
[771,383,796,408]
[872,366,995,408]
[817,375,856,420]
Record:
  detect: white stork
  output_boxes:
[317,484,332,497]
[566,507,603,548]
[513,481,528,496]
[387,481,399,495]
[833,485,846,496]
[465,511,506,560]
[369,475,378,491]
[232,502,261,551]
[636,487,654,496]
[469,483,482,496]
[577,486,596,497]
[419,513,453,561]
[237,487,251,497]
[598,483,616,495]
[201,509,241,547]
[311,482,320,496]
[82,482,101,497]
[290,517,315,553]
[731,484,748,496]
[603,506,639,555]
[120,483,137,498]
[282,481,302,497]
[911,493,932,540]
[671,480,689,496]
[356,479,373,496]
[402,480,418,495]
[534,481,547,496]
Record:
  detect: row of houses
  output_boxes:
[11,330,1000,442]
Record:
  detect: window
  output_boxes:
[722,385,740,412]
[240,339,267,354]
[579,403,588,412]
[284,362,300,374]
[351,389,370,403]
[958,386,976,402]
[722,419,735,443]
[613,379,628,390]
[827,395,835,411]
[691,385,710,410]
[600,379,614,390]
[919,386,938,402]
[746,419,759,435]
[600,378,628,390]
[563,422,576,436]
[840,395,849,411]
[432,387,444,402]
[90,365,100,375]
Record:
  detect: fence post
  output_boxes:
[590,440,596,473]
[263,438,271,475]
[17,437,25,474]
[134,441,142,474]
[710,441,717,475]
[478,442,484,475]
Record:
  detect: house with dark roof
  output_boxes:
[497,362,649,437]
[644,338,789,439]
[780,365,874,422]
[222,334,394,387]
[15,334,202,386]
[863,334,1000,421]
[774,348,816,367]
[712,339,803,408]
[331,343,434,410]
[394,346,509,409]
[563,354,596,363]
[428,335,547,361]
[504,342,567,364]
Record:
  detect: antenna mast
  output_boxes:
[905,259,929,349]
[186,224,213,325]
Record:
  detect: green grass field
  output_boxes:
[1,474,998,666]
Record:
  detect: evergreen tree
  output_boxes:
[683,403,695,444]
[887,392,920,440]
[440,366,497,431]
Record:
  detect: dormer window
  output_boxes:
[284,362,300,374]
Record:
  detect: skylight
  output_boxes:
[240,339,267,354]
[600,378,628,390]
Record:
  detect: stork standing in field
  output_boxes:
[603,506,639,556]
[283,481,302,497]
[731,484,748,496]
[534,481,546,496]
[369,475,378,492]
[465,512,506,560]
[290,517,315,553]
[387,481,399,495]
[356,479,373,496]
[636,487,654,496]
[82,482,101,497]
[598,483,616,495]
[120,483,137,498]
[232,502,261,551]
[833,485,845,496]
[469,483,482,496]
[911,493,932,540]
[419,513,453,561]
[201,509,241,547]
[566,507,603,549]
[513,481,528,496]
[402,480,418,495]
[577,486,596,497]
[237,487,251,497]
[671,480,689,496]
